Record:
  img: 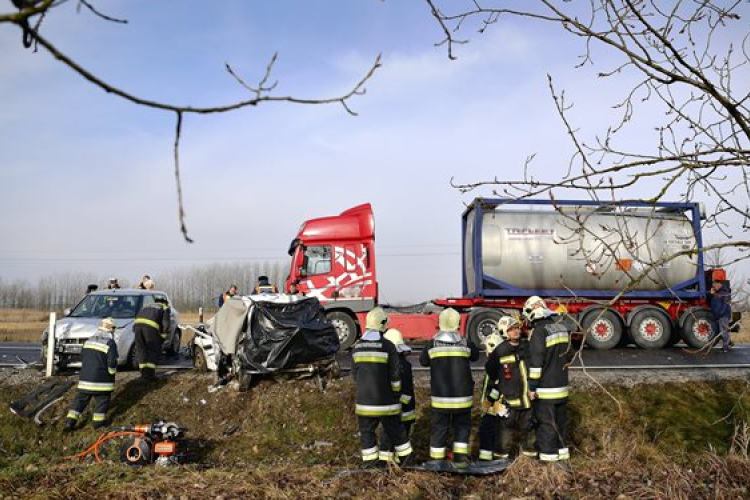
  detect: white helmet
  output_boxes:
[384,328,411,353]
[100,317,116,332]
[523,296,548,322]
[484,333,503,355]
[438,308,461,332]
[365,307,389,332]
[497,316,521,339]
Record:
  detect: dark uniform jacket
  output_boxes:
[419,331,479,413]
[528,315,572,401]
[135,302,170,338]
[352,330,402,417]
[398,355,416,422]
[485,339,531,409]
[78,331,118,392]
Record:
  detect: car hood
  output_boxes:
[55,317,133,339]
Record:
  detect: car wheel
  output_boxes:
[165,328,182,356]
[326,312,358,351]
[193,345,208,372]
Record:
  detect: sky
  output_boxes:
[0,0,748,303]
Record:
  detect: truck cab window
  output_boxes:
[304,245,331,276]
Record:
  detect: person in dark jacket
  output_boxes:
[254,276,278,294]
[64,318,118,430]
[133,296,170,380]
[352,308,414,468]
[525,296,573,466]
[420,307,479,468]
[480,316,536,460]
[710,281,733,352]
[379,328,416,464]
[477,331,506,461]
[218,284,238,307]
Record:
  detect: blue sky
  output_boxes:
[0,1,747,302]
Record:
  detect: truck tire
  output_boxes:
[581,309,622,350]
[466,309,503,347]
[680,308,717,349]
[630,308,672,349]
[327,311,358,351]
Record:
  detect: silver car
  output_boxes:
[41,289,181,371]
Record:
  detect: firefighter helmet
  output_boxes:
[384,328,411,353]
[523,296,548,322]
[497,316,521,339]
[365,307,389,332]
[438,308,460,332]
[484,333,502,355]
[100,317,116,332]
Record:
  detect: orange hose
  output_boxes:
[64,431,144,462]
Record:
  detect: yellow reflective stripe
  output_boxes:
[431,396,473,409]
[355,404,401,416]
[108,367,117,375]
[66,411,80,420]
[430,447,446,459]
[546,333,569,348]
[353,356,388,364]
[78,381,114,392]
[84,343,109,354]
[92,413,107,422]
[499,355,516,364]
[139,363,157,369]
[529,367,542,380]
[401,410,416,421]
[506,398,522,407]
[453,442,469,453]
[479,449,494,461]
[519,361,531,407]
[391,381,402,392]
[135,318,160,330]
[395,442,413,456]
[429,351,470,359]
[361,446,379,461]
[400,394,412,404]
[536,387,569,399]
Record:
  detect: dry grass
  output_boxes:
[1,373,749,498]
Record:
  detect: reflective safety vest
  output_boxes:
[78,332,118,392]
[528,316,573,400]
[254,284,278,294]
[484,339,531,409]
[135,302,170,338]
[352,331,402,417]
[419,332,480,413]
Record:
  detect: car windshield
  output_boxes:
[69,294,143,319]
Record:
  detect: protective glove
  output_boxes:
[496,403,510,418]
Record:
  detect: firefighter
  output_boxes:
[64,318,118,430]
[525,296,573,466]
[477,332,506,461]
[379,328,416,465]
[254,275,278,294]
[133,296,170,380]
[483,316,536,460]
[352,308,414,469]
[419,307,479,468]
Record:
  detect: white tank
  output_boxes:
[465,206,698,294]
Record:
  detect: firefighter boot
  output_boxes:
[140,367,156,381]
[63,418,76,432]
[452,453,469,470]
[399,453,416,468]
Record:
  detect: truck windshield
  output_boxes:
[69,295,143,319]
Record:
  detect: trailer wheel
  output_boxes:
[327,312,358,351]
[581,309,622,350]
[466,309,503,347]
[630,308,672,349]
[680,309,717,349]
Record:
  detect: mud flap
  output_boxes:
[404,459,512,475]
[9,379,75,424]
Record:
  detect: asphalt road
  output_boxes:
[3,341,750,371]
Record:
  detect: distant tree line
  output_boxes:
[0,261,287,312]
